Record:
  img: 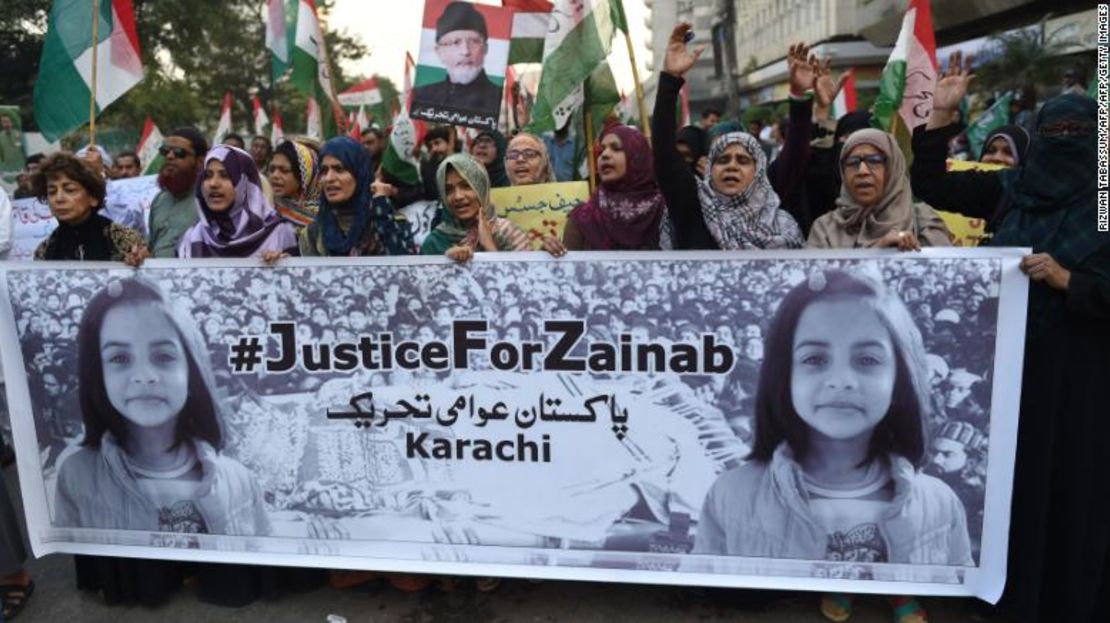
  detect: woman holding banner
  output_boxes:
[651,24,803,251]
[911,52,1110,623]
[561,124,668,251]
[299,136,416,257]
[422,153,533,260]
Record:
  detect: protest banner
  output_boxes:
[410,0,512,131]
[490,181,588,249]
[0,250,1028,601]
[6,175,159,260]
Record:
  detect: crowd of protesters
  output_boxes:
[0,19,1103,623]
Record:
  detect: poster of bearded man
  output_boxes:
[410,0,512,132]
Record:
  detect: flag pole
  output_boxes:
[315,11,348,134]
[88,0,100,146]
[622,30,650,140]
[584,80,597,193]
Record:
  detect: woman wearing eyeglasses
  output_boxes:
[653,24,804,250]
[504,133,556,186]
[468,130,511,188]
[805,128,951,250]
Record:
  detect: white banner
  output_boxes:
[0,250,1029,601]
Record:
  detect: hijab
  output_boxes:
[178,145,296,258]
[423,153,522,254]
[507,132,555,185]
[474,129,511,188]
[819,129,918,248]
[272,139,320,226]
[994,94,1107,275]
[695,131,803,249]
[316,136,374,256]
[568,125,667,250]
[676,125,708,175]
[979,124,1031,166]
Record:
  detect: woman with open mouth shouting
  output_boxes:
[652,23,804,251]
[806,129,951,251]
[298,136,416,257]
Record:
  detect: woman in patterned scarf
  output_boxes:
[421,153,532,261]
[652,24,803,250]
[268,139,320,230]
[563,124,668,250]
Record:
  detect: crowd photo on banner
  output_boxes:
[0,0,1105,622]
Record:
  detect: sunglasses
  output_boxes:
[843,153,887,170]
[506,149,542,162]
[158,144,194,159]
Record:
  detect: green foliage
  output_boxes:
[1,0,367,143]
[973,28,1073,97]
[742,105,774,127]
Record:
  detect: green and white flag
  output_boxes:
[503,0,553,64]
[291,0,334,101]
[266,0,297,82]
[965,92,1013,158]
[528,0,626,133]
[33,0,144,142]
[871,0,937,155]
[135,117,164,174]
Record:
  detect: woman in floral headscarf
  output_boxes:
[177,145,297,258]
[563,124,667,250]
[268,139,320,229]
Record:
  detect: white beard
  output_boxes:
[446,64,482,85]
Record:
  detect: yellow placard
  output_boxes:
[938,160,1009,247]
[490,181,590,249]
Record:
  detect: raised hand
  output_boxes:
[933,50,974,113]
[663,23,704,78]
[787,42,818,96]
[814,58,850,110]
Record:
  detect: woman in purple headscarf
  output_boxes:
[177,145,297,258]
[562,124,667,250]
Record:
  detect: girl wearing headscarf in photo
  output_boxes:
[268,139,320,229]
[562,124,667,251]
[911,52,1109,623]
[177,146,297,258]
[807,128,951,250]
[300,136,415,257]
[978,124,1030,168]
[468,129,511,188]
[421,153,532,261]
[653,25,803,250]
[505,132,556,186]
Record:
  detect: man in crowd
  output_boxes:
[420,125,454,200]
[250,135,273,170]
[0,112,23,171]
[148,127,206,257]
[12,153,43,199]
[113,151,142,178]
[223,133,246,150]
[361,127,385,163]
[699,107,722,130]
[545,122,576,182]
[410,2,502,118]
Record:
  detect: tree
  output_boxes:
[973,27,1072,104]
[0,0,367,145]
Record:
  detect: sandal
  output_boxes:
[0,580,34,620]
[820,592,854,622]
[889,595,928,623]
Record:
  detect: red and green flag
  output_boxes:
[871,0,937,152]
[503,0,553,64]
[33,0,144,141]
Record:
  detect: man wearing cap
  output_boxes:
[411,2,502,116]
[148,127,206,257]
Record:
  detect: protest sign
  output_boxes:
[0,250,1027,601]
[490,181,588,249]
[410,0,512,131]
[9,198,55,261]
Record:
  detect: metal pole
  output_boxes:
[623,30,651,139]
[88,0,100,145]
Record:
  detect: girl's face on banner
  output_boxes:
[99,303,190,431]
[790,297,896,443]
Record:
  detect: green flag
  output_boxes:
[966,92,1013,159]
